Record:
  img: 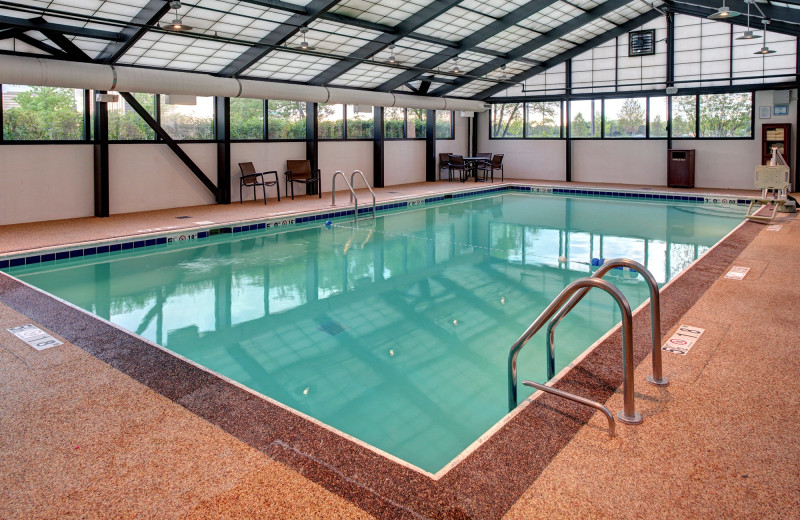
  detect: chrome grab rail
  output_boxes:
[523,380,615,438]
[545,258,669,387]
[331,170,359,223]
[508,277,642,425]
[350,169,376,220]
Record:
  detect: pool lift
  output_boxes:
[508,259,668,437]
[331,170,376,224]
[745,147,796,222]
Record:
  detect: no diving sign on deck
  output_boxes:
[662,324,705,355]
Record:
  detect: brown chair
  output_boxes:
[478,154,504,182]
[238,162,279,204]
[438,153,452,180]
[284,160,322,200]
[448,155,468,182]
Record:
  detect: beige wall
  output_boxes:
[0,145,94,225]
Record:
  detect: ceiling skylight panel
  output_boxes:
[94,1,149,20]
[460,0,526,18]
[483,26,540,53]
[415,6,496,41]
[448,79,496,98]
[392,38,447,56]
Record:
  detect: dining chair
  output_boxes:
[285,159,322,200]
[448,155,468,182]
[238,162,280,204]
[478,154,504,182]
[438,153,452,180]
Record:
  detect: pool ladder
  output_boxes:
[508,259,669,435]
[332,170,376,223]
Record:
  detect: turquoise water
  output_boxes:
[10,193,742,473]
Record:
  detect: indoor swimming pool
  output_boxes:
[6,192,744,473]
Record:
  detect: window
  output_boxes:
[649,97,667,138]
[318,103,344,139]
[384,107,404,138]
[268,100,306,140]
[699,93,752,137]
[107,92,155,141]
[604,98,645,138]
[230,98,264,140]
[346,105,373,139]
[2,85,85,140]
[671,95,697,138]
[526,102,561,138]
[435,110,453,139]
[406,109,426,139]
[159,95,213,140]
[569,100,600,138]
[490,103,523,138]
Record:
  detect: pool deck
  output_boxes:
[1,179,799,519]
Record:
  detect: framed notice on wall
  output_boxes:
[759,106,771,119]
[774,105,788,116]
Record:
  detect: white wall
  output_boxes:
[110,143,217,213]
[478,89,798,189]
[0,145,94,225]
[231,141,305,202]
[385,140,426,185]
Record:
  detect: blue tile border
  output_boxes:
[1,184,755,272]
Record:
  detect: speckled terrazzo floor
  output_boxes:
[1,181,798,519]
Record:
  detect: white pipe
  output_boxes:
[0,55,488,112]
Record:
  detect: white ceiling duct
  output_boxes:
[0,55,487,112]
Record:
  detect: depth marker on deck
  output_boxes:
[7,324,63,350]
[766,225,782,231]
[724,266,750,280]
[662,324,705,355]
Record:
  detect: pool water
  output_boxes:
[10,193,742,473]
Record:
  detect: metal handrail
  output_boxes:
[523,380,615,438]
[545,258,669,387]
[331,170,359,223]
[350,169,376,220]
[508,277,642,425]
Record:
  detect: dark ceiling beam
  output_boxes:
[240,0,308,14]
[0,15,121,41]
[308,0,463,85]
[431,0,633,97]
[4,32,69,57]
[217,0,343,77]
[96,0,170,64]
[0,28,17,40]
[668,0,800,26]
[39,29,92,61]
[667,2,800,36]
[376,0,561,92]
[472,9,663,100]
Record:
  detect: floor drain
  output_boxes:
[175,216,191,219]
[317,319,345,336]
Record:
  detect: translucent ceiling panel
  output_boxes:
[328,64,406,89]
[733,30,797,85]
[461,0,529,19]
[330,0,435,27]
[570,40,615,95]
[518,2,584,35]
[306,19,384,56]
[674,15,733,89]
[244,51,340,82]
[521,62,566,96]
[414,6,496,42]
[674,14,703,89]
[382,38,448,67]
[448,79,497,98]
[482,25,541,54]
[157,1,292,42]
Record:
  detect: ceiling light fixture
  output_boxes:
[296,26,315,50]
[708,0,740,20]
[754,19,776,54]
[451,57,462,74]
[162,1,193,32]
[737,0,762,40]
[386,44,398,64]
